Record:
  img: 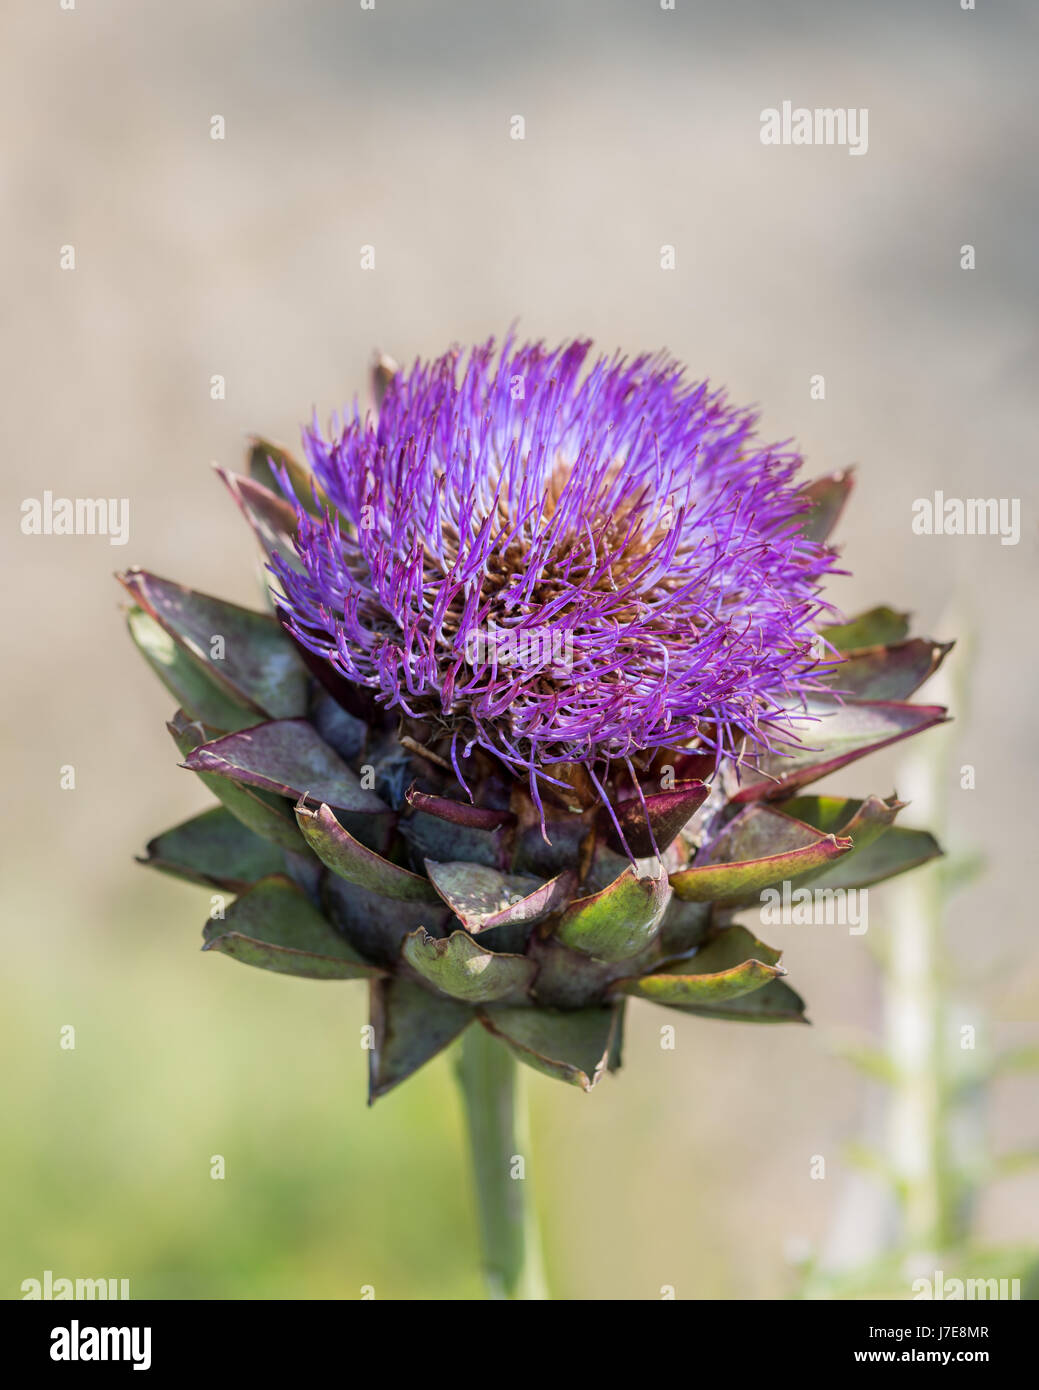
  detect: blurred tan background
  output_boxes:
[3,0,1037,1299]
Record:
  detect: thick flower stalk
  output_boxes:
[119,336,950,1297]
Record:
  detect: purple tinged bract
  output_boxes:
[272,336,840,802]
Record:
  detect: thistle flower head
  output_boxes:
[273,336,840,801]
[124,336,950,1102]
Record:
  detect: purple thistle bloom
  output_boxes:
[272,336,840,806]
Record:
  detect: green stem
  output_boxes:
[886,617,972,1253]
[454,1024,548,1300]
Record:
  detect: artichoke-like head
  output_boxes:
[120,337,950,1098]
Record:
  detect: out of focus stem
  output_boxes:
[455,1024,548,1299]
[886,618,971,1251]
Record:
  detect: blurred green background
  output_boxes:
[3,0,1037,1299]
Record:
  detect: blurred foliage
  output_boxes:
[2,878,487,1301]
[795,1247,1039,1302]
[795,636,1039,1300]
[1,870,750,1300]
